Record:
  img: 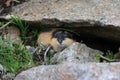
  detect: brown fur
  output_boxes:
[37,29,55,47]
[37,29,75,52]
[50,38,62,51]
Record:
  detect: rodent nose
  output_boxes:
[58,39,62,44]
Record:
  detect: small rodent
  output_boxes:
[37,29,75,52]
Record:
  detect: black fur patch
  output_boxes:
[52,30,73,44]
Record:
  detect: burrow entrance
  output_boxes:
[1,18,120,53]
[29,25,120,54]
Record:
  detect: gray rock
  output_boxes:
[0,64,15,80]
[9,0,120,27]
[0,64,4,71]
[26,45,36,54]
[0,25,22,44]
[15,42,105,80]
[51,42,103,64]
[2,73,15,80]
[15,62,120,80]
[1,0,120,43]
[0,64,5,78]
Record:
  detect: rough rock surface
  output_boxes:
[2,0,120,43]
[5,26,22,43]
[15,42,105,80]
[51,42,103,64]
[0,64,15,80]
[0,64,4,80]
[0,64,4,71]
[0,0,120,79]
[0,25,22,43]
[15,62,120,80]
[8,0,120,27]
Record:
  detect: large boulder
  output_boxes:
[15,62,120,80]
[1,0,120,44]
[8,0,120,27]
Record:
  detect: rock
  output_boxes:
[1,0,120,45]
[26,42,103,64]
[2,73,15,80]
[0,64,4,78]
[15,42,105,80]
[26,45,36,55]
[4,26,22,44]
[8,0,120,27]
[15,62,120,80]
[0,64,4,80]
[0,64,15,80]
[0,64,4,71]
[51,42,103,64]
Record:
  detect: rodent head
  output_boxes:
[52,30,73,46]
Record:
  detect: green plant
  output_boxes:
[105,52,117,60]
[11,15,29,41]
[31,30,39,46]
[0,37,35,73]
[32,30,39,38]
[0,22,5,27]
[95,53,101,61]
[44,49,55,65]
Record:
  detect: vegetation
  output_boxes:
[95,52,119,62]
[44,49,55,65]
[0,16,41,74]
[105,52,118,60]
[0,37,35,73]
[11,15,29,41]
[0,15,119,75]
[0,22,5,27]
[95,53,101,61]
[0,15,55,74]
[30,30,39,46]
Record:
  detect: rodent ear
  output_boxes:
[64,31,73,38]
[52,30,62,38]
